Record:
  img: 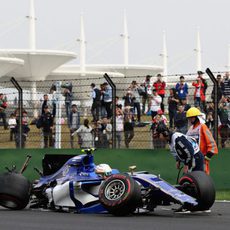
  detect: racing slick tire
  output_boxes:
[0,172,31,210]
[179,171,215,211]
[99,173,142,216]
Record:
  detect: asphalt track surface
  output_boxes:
[0,202,229,230]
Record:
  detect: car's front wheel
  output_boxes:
[179,171,215,211]
[99,174,142,216]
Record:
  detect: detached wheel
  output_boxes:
[99,174,142,216]
[179,171,215,211]
[0,172,31,210]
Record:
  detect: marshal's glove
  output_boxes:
[205,152,214,161]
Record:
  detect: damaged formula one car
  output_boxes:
[0,149,216,216]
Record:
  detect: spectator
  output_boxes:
[101,82,112,119]
[206,111,214,136]
[8,113,17,141]
[100,84,106,118]
[123,90,134,108]
[98,118,112,148]
[150,113,167,149]
[0,93,8,129]
[123,106,134,148]
[218,97,230,148]
[90,83,101,122]
[49,84,57,118]
[141,75,153,114]
[147,89,162,119]
[62,82,73,119]
[37,105,54,148]
[174,105,188,134]
[15,110,30,148]
[73,118,94,148]
[168,88,179,129]
[222,72,230,98]
[180,98,191,112]
[197,71,208,95]
[116,106,124,148]
[153,73,166,112]
[69,104,81,148]
[192,76,205,111]
[41,94,49,115]
[211,74,224,103]
[115,96,122,109]
[175,76,188,102]
[130,81,141,122]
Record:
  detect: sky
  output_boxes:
[0,0,230,75]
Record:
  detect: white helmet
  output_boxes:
[95,164,112,176]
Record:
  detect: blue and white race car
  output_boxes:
[0,148,215,216]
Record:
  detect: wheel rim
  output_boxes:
[104,179,126,201]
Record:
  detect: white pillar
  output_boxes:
[227,44,230,72]
[79,14,86,75]
[31,81,38,117]
[195,27,202,71]
[29,0,36,50]
[122,10,129,66]
[162,30,168,77]
[55,81,62,149]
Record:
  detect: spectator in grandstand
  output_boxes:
[72,118,94,149]
[175,76,189,101]
[8,113,16,141]
[41,94,49,115]
[0,93,8,130]
[168,88,179,129]
[101,82,112,119]
[141,75,153,114]
[122,88,134,108]
[61,82,73,120]
[90,83,101,122]
[115,96,122,109]
[222,72,230,98]
[100,84,106,118]
[123,106,134,148]
[211,74,224,103]
[98,117,112,148]
[150,111,167,149]
[116,106,124,148]
[130,81,141,122]
[218,97,230,148]
[205,101,215,116]
[153,73,166,112]
[15,110,30,148]
[174,105,188,134]
[147,89,162,119]
[206,111,214,136]
[197,71,208,110]
[37,105,54,148]
[69,104,81,148]
[180,98,191,112]
[192,76,206,111]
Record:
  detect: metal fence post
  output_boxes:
[205,68,218,146]
[104,73,116,149]
[10,77,23,148]
[55,81,62,149]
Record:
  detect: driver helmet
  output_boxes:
[95,164,112,176]
[156,121,169,137]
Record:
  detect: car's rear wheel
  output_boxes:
[0,172,31,210]
[179,171,215,211]
[99,174,142,216]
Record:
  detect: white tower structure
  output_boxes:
[162,30,168,77]
[122,11,129,66]
[79,14,86,75]
[195,27,202,71]
[227,44,230,72]
[28,0,36,50]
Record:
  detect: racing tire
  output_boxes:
[99,173,142,216]
[179,171,215,211]
[0,172,31,210]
